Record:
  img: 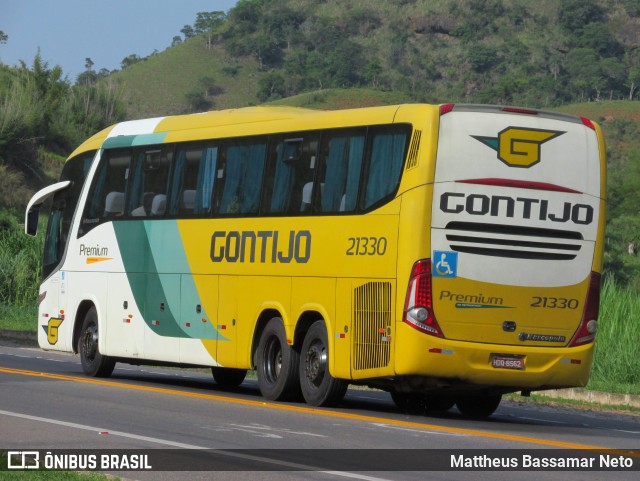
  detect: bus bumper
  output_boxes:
[394,323,594,391]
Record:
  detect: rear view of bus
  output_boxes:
[397,105,605,416]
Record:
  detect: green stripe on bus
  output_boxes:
[102,133,167,149]
[113,220,227,341]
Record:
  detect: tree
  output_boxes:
[627,65,640,100]
[247,35,283,69]
[181,25,195,39]
[194,11,226,49]
[467,44,501,73]
[625,49,640,99]
[0,30,7,44]
[185,91,213,111]
[364,60,383,88]
[564,48,602,100]
[121,54,143,69]
[257,71,285,101]
[558,0,605,34]
[171,36,182,47]
[325,40,365,87]
[261,7,305,50]
[227,0,262,34]
[575,23,623,57]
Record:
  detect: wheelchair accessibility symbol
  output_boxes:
[433,251,458,278]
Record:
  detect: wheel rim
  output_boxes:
[264,336,282,384]
[82,323,98,364]
[304,339,327,389]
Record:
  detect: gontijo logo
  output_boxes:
[472,127,565,168]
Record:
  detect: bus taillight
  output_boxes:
[581,117,596,130]
[569,272,601,347]
[439,104,455,116]
[403,260,444,338]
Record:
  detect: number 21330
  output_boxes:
[346,237,387,256]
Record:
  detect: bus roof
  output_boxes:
[67,104,430,160]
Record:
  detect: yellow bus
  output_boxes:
[25,103,606,417]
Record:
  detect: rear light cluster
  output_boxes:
[439,104,455,115]
[581,117,596,130]
[569,271,601,347]
[403,260,444,338]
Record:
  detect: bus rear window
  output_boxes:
[363,129,408,209]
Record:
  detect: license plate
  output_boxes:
[491,354,525,370]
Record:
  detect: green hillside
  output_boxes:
[109,0,640,118]
[2,0,640,288]
[111,39,261,118]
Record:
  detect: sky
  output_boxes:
[1,0,239,81]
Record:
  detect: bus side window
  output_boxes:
[82,149,131,229]
[316,130,365,214]
[264,135,318,214]
[127,147,172,217]
[218,139,266,215]
[362,128,409,210]
[170,143,218,216]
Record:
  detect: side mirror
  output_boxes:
[24,180,71,237]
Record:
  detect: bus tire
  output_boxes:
[390,392,425,414]
[211,367,247,387]
[299,321,348,407]
[456,393,502,418]
[425,393,456,413]
[391,392,455,414]
[79,307,115,378]
[256,317,301,401]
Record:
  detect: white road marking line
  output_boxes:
[518,417,568,424]
[372,423,467,437]
[226,423,327,438]
[0,409,389,481]
[0,409,203,449]
[0,351,76,364]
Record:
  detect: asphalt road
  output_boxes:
[0,341,638,481]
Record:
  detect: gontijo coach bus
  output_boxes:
[25,103,605,417]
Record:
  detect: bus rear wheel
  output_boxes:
[456,393,502,418]
[391,392,455,414]
[211,367,247,387]
[390,392,425,413]
[425,393,456,412]
[256,317,301,401]
[79,307,115,378]
[299,321,347,407]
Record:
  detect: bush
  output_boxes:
[0,216,43,307]
[590,277,640,388]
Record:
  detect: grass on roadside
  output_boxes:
[504,392,640,415]
[0,304,37,332]
[588,277,640,392]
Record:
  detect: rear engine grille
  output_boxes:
[444,221,583,260]
[353,282,392,371]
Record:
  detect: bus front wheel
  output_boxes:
[299,321,348,407]
[256,317,301,401]
[79,307,115,378]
